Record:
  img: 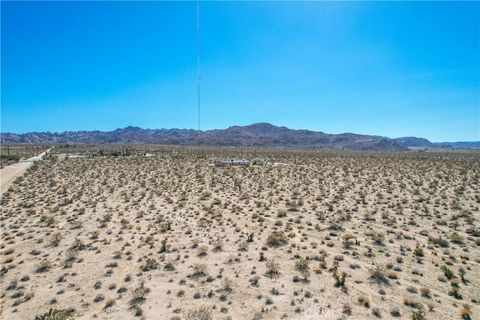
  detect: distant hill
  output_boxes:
[394,137,433,148]
[394,136,480,149]
[432,141,480,149]
[1,123,478,151]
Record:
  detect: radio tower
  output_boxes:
[196,0,201,132]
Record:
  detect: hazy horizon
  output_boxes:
[2,1,479,141]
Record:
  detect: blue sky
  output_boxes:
[1,1,479,141]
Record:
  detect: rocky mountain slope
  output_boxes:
[2,123,478,150]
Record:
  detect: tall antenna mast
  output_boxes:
[196,0,201,132]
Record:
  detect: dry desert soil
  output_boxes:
[0,147,479,320]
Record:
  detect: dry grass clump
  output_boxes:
[265,258,280,278]
[128,283,150,315]
[460,304,472,320]
[266,231,288,247]
[369,264,389,286]
[34,308,74,320]
[358,295,370,308]
[183,306,212,320]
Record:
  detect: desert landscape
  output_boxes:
[0,146,478,320]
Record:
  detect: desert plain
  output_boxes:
[0,146,479,320]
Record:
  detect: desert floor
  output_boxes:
[1,148,479,320]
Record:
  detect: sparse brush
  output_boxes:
[414,245,424,257]
[369,264,389,286]
[221,277,234,293]
[333,270,347,287]
[63,249,77,268]
[371,232,385,245]
[69,238,85,251]
[295,257,310,273]
[34,308,74,320]
[141,258,158,272]
[358,295,370,308]
[342,234,357,249]
[449,285,462,300]
[429,236,449,248]
[460,304,472,320]
[450,232,464,245]
[441,265,455,280]
[411,307,426,320]
[265,258,280,278]
[459,267,467,283]
[197,245,208,257]
[103,298,115,310]
[49,233,62,247]
[160,238,168,253]
[183,306,212,320]
[238,241,249,251]
[419,287,430,297]
[266,231,288,247]
[403,296,421,308]
[212,239,223,252]
[35,260,52,273]
[192,263,207,277]
[129,283,150,309]
[249,276,260,287]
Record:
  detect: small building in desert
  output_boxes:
[214,159,251,167]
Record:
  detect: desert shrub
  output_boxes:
[333,271,347,287]
[197,245,208,257]
[249,276,260,287]
[266,231,288,247]
[450,232,464,245]
[295,257,309,273]
[212,239,223,252]
[34,308,74,320]
[449,285,462,300]
[441,265,455,280]
[358,295,370,308]
[460,304,472,320]
[160,238,168,253]
[159,221,172,233]
[429,236,449,247]
[49,233,62,247]
[35,260,52,273]
[265,258,280,278]
[371,232,385,245]
[141,258,158,272]
[420,287,430,297]
[69,238,85,251]
[369,264,389,286]
[411,308,426,320]
[183,306,212,320]
[192,263,207,277]
[403,296,421,308]
[103,298,115,310]
[221,277,234,293]
[129,284,150,309]
[414,246,424,257]
[238,241,249,251]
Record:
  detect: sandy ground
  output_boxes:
[0,149,479,320]
[0,149,52,194]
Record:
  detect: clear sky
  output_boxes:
[1,1,479,142]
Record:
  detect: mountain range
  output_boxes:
[1,123,479,151]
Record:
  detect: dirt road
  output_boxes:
[0,148,52,194]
